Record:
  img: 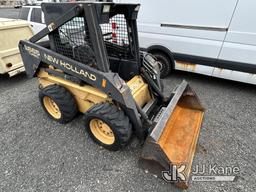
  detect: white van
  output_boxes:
[19,5,45,35]
[116,0,256,84]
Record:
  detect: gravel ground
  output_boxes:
[0,71,255,192]
[0,8,256,192]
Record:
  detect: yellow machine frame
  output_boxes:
[38,69,152,113]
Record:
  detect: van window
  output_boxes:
[31,8,42,23]
[19,7,30,20]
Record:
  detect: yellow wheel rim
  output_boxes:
[43,96,61,119]
[89,118,115,145]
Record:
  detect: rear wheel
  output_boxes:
[39,84,78,124]
[84,103,132,151]
[152,52,172,78]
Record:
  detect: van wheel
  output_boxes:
[152,52,172,78]
[39,84,78,124]
[84,103,132,151]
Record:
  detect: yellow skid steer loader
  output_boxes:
[19,2,204,188]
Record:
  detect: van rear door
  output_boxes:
[217,0,256,84]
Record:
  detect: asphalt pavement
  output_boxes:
[0,8,20,19]
[0,8,256,192]
[1,71,255,192]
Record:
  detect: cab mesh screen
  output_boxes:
[100,14,135,60]
[52,14,135,66]
[52,17,96,67]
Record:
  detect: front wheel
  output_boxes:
[39,84,78,124]
[84,103,132,151]
[152,52,172,78]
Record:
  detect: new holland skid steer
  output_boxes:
[19,2,204,189]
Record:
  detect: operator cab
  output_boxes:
[42,2,141,81]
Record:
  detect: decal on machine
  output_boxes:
[43,53,97,81]
[24,45,40,59]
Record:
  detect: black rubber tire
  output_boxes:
[152,52,172,78]
[84,103,132,151]
[160,79,164,92]
[39,84,78,124]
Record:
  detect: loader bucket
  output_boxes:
[139,81,204,189]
